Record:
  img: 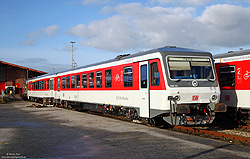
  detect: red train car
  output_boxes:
[214,49,250,120]
[28,46,222,125]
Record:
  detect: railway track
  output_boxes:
[173,125,250,146]
[30,103,250,146]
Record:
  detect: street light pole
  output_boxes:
[70,41,76,69]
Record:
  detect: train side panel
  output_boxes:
[215,59,250,110]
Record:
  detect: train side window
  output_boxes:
[47,80,49,89]
[151,62,160,86]
[105,69,112,88]
[42,81,44,89]
[124,66,133,87]
[71,75,75,88]
[62,77,65,89]
[89,72,94,88]
[96,71,102,88]
[76,74,80,88]
[82,74,87,88]
[58,78,60,89]
[44,80,46,90]
[39,81,41,90]
[66,76,70,89]
[219,65,236,87]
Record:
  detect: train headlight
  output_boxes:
[174,95,181,101]
[211,94,217,101]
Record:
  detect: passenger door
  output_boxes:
[139,61,150,118]
[50,78,54,97]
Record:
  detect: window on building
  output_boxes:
[89,72,94,88]
[151,62,160,86]
[124,66,133,87]
[82,74,87,88]
[71,75,75,88]
[58,78,60,89]
[76,74,80,88]
[219,65,236,87]
[62,77,65,89]
[105,69,112,88]
[66,76,70,89]
[96,71,102,88]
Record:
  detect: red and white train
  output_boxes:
[28,46,223,125]
[214,49,250,120]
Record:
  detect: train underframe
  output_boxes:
[29,96,218,126]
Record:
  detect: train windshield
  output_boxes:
[167,57,214,80]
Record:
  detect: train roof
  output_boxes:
[214,49,250,59]
[30,46,209,80]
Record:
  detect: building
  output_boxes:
[0,61,47,94]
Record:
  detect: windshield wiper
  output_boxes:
[174,79,182,82]
[207,78,214,82]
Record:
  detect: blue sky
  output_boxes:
[1,0,250,73]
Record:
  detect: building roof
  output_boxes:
[0,60,47,74]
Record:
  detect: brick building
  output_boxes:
[0,61,47,94]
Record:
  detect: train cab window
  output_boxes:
[82,74,87,88]
[151,62,160,86]
[58,78,60,89]
[71,75,75,88]
[141,65,147,88]
[124,66,133,87]
[89,72,94,88]
[62,77,65,89]
[66,76,70,89]
[96,71,102,88]
[76,74,80,88]
[47,80,49,89]
[105,69,112,88]
[219,65,236,87]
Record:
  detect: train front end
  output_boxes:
[163,52,224,125]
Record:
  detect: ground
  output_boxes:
[0,101,250,159]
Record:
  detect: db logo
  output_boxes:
[225,95,230,101]
[192,95,199,101]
